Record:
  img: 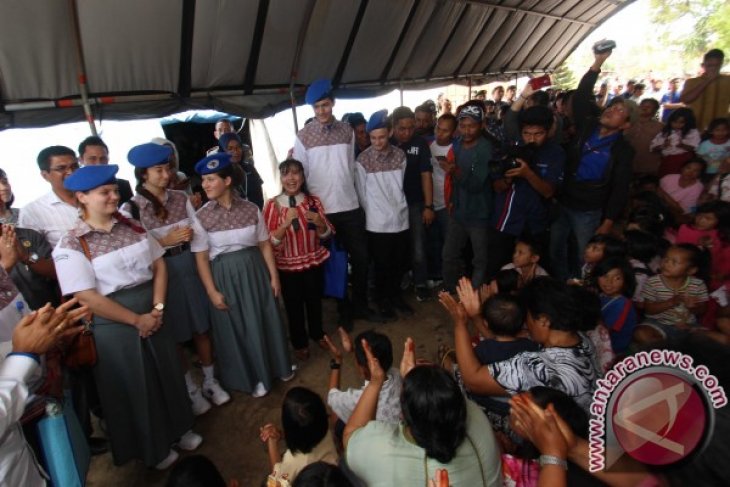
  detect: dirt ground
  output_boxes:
[86,292,452,486]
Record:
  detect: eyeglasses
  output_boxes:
[49,163,80,174]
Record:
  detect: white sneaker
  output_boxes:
[251,382,269,398]
[280,370,296,382]
[155,449,179,470]
[202,379,231,406]
[189,387,212,416]
[175,430,203,451]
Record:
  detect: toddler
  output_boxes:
[501,237,548,286]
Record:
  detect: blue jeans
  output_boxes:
[549,204,602,282]
[408,203,429,288]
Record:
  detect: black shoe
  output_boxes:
[393,297,414,316]
[88,437,109,456]
[415,286,431,302]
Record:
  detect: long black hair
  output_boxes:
[662,107,697,137]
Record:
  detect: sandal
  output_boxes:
[437,344,456,368]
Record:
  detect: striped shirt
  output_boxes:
[641,275,708,326]
[262,194,333,272]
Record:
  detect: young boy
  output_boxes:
[461,295,539,433]
[355,109,411,318]
[580,234,625,282]
[500,237,549,286]
[326,329,402,425]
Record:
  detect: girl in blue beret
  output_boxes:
[193,154,293,398]
[52,164,200,470]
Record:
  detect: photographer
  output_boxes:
[488,106,565,275]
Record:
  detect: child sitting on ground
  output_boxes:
[579,234,625,283]
[635,244,709,344]
[464,294,539,434]
[624,229,661,307]
[260,387,338,487]
[501,237,549,287]
[324,329,402,426]
[591,257,638,355]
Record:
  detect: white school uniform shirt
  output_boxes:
[119,190,207,250]
[52,218,165,296]
[0,268,29,341]
[355,144,409,233]
[292,118,359,214]
[18,190,79,247]
[194,196,269,260]
[0,352,46,487]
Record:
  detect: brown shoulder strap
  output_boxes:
[78,236,92,261]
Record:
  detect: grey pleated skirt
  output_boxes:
[165,249,211,342]
[209,247,292,393]
[92,281,193,467]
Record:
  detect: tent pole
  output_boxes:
[288,0,316,134]
[399,79,404,106]
[67,0,98,136]
[468,76,472,100]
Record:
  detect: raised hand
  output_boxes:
[438,291,468,326]
[338,326,353,353]
[362,338,385,385]
[456,277,481,319]
[400,337,416,377]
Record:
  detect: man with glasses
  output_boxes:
[78,136,133,205]
[19,146,81,247]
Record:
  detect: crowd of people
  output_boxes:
[1,44,729,487]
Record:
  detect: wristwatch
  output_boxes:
[330,359,341,370]
[25,252,39,265]
[424,204,435,211]
[539,455,568,470]
[153,302,165,313]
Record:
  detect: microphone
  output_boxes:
[289,196,300,231]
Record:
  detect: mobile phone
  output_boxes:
[593,39,616,54]
[529,74,551,90]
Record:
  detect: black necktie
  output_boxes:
[289,196,300,230]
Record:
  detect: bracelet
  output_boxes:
[539,455,568,470]
[424,204,434,211]
[330,359,341,370]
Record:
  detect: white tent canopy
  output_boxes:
[0,0,634,130]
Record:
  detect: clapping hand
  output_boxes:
[456,277,482,319]
[400,337,416,377]
[362,338,385,385]
[438,290,468,327]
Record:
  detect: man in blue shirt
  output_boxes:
[660,78,683,123]
[489,106,565,275]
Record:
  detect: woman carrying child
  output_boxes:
[651,107,701,177]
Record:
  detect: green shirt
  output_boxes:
[346,399,502,487]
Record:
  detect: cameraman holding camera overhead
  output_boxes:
[488,104,566,276]
[549,43,636,282]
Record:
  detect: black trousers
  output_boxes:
[368,230,409,302]
[326,208,370,314]
[280,266,325,350]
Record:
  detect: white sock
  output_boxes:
[184,371,197,392]
[202,365,215,383]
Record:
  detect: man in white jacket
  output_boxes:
[0,301,86,486]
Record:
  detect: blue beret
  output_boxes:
[127,143,173,168]
[195,153,232,176]
[218,132,242,151]
[305,79,333,105]
[64,165,119,192]
[366,109,389,133]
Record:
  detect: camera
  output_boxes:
[593,39,616,54]
[500,144,538,174]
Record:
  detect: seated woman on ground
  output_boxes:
[344,337,502,486]
[439,277,600,413]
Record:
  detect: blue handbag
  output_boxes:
[35,392,91,487]
[323,238,348,299]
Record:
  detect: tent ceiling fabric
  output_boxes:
[0,0,634,129]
